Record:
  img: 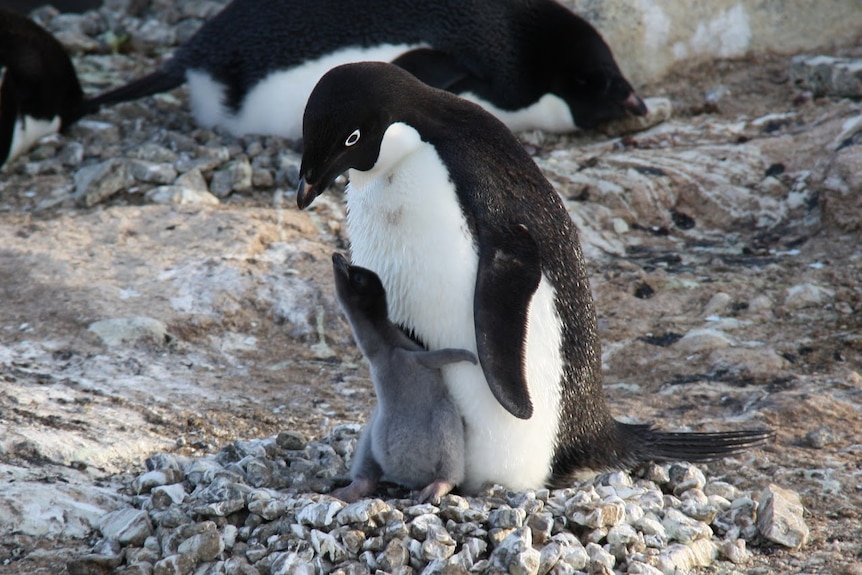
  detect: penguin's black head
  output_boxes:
[297,62,414,209]
[331,252,389,321]
[557,67,647,130]
[542,7,647,129]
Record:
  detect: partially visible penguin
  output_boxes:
[82,0,647,139]
[329,252,476,503]
[297,63,773,493]
[1,8,85,169]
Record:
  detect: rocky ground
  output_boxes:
[1,2,861,574]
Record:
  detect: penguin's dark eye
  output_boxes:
[345,129,361,147]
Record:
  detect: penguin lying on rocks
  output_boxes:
[1,7,85,168]
[82,0,647,139]
[330,253,475,504]
[297,62,773,493]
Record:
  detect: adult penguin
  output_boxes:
[1,8,85,168]
[82,0,647,139]
[296,63,772,493]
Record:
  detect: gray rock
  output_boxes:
[784,282,835,309]
[60,142,85,166]
[714,497,759,541]
[527,511,553,545]
[804,425,838,449]
[556,534,589,571]
[146,186,220,206]
[718,538,751,564]
[276,431,307,451]
[568,499,625,528]
[252,168,275,188]
[224,556,260,575]
[661,508,712,544]
[626,561,664,575]
[704,481,738,501]
[88,317,168,347]
[175,168,210,192]
[756,484,810,549]
[376,537,409,571]
[790,55,862,97]
[151,484,188,509]
[296,500,344,529]
[177,522,223,562]
[421,524,456,561]
[130,160,178,184]
[133,469,184,494]
[174,156,222,174]
[310,529,347,563]
[585,541,615,571]
[211,158,253,197]
[668,464,706,495]
[67,549,125,575]
[702,291,733,317]
[675,328,736,353]
[656,539,718,573]
[74,158,134,207]
[129,143,180,164]
[488,507,526,529]
[100,508,153,547]
[336,498,390,525]
[489,527,539,575]
[409,513,444,540]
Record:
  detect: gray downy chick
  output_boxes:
[330,252,475,503]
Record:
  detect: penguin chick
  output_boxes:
[0,7,85,168]
[330,252,475,504]
[81,0,646,138]
[298,63,773,493]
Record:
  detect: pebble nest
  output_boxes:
[68,428,803,575]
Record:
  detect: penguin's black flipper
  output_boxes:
[78,66,185,117]
[627,424,775,463]
[474,224,542,420]
[391,48,472,92]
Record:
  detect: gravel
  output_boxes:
[68,429,806,575]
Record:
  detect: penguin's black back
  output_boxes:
[0,8,84,127]
[402,91,612,461]
[89,0,638,128]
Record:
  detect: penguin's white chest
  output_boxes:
[346,123,564,492]
[186,44,421,139]
[5,114,61,167]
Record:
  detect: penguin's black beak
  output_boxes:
[331,252,350,275]
[623,92,648,117]
[296,177,320,210]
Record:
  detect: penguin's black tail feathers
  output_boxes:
[622,422,775,464]
[74,67,185,121]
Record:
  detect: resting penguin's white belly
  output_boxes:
[460,92,577,134]
[347,123,564,493]
[4,115,61,168]
[186,44,422,139]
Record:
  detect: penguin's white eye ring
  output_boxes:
[345,129,361,147]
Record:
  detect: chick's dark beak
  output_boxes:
[296,177,321,210]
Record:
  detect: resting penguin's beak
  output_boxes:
[623,92,648,117]
[296,177,321,210]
